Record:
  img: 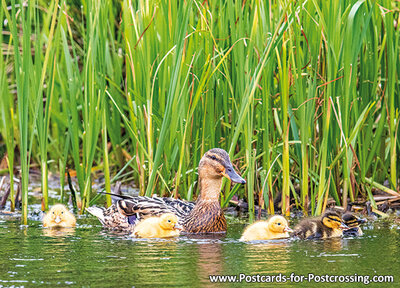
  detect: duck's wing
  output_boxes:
[160,197,195,217]
[86,204,134,231]
[116,196,195,219]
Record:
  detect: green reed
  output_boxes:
[0,3,15,211]
[0,0,399,222]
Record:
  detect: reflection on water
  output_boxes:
[242,241,290,274]
[42,227,76,238]
[197,242,224,283]
[0,218,399,287]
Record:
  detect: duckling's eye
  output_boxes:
[52,211,55,214]
[167,220,171,223]
[277,223,281,225]
[61,211,64,214]
[210,155,217,160]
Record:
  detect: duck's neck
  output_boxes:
[197,177,223,202]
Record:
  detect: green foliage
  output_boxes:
[1,0,399,220]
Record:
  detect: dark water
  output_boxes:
[0,214,399,287]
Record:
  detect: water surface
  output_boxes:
[0,214,399,287]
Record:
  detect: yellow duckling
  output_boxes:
[293,211,348,239]
[240,215,293,241]
[132,213,182,238]
[43,204,76,228]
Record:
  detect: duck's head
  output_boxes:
[342,213,367,228]
[267,215,293,233]
[321,211,349,230]
[47,204,71,225]
[159,213,182,231]
[198,148,246,184]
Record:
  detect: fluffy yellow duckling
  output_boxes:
[293,211,348,239]
[240,215,293,241]
[132,213,182,238]
[43,204,76,228]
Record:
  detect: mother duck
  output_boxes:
[87,148,246,233]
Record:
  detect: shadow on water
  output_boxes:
[0,216,399,287]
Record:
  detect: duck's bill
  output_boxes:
[357,218,367,225]
[224,165,246,184]
[55,216,61,224]
[174,223,183,231]
[284,226,293,233]
[339,223,350,230]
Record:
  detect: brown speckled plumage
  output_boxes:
[181,199,227,233]
[87,148,245,234]
[86,205,135,233]
[293,211,345,239]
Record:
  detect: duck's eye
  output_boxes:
[210,155,217,160]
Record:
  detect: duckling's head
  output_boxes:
[321,211,348,230]
[159,213,182,231]
[267,215,293,233]
[47,204,71,225]
[198,148,246,184]
[342,213,367,228]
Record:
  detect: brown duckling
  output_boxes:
[342,213,367,237]
[43,204,76,228]
[87,148,246,233]
[293,211,348,239]
[132,213,182,238]
[240,215,293,241]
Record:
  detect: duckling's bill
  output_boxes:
[340,222,350,230]
[174,223,183,230]
[284,226,293,233]
[54,216,62,224]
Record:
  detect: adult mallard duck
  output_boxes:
[342,213,366,237]
[132,213,182,238]
[293,211,349,239]
[87,148,246,233]
[43,204,76,228]
[240,215,293,241]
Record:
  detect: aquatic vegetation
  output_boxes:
[240,215,292,241]
[0,0,399,225]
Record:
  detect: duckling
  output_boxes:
[88,148,246,233]
[342,213,367,237]
[240,215,293,241]
[43,204,76,228]
[293,211,348,239]
[132,213,182,238]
